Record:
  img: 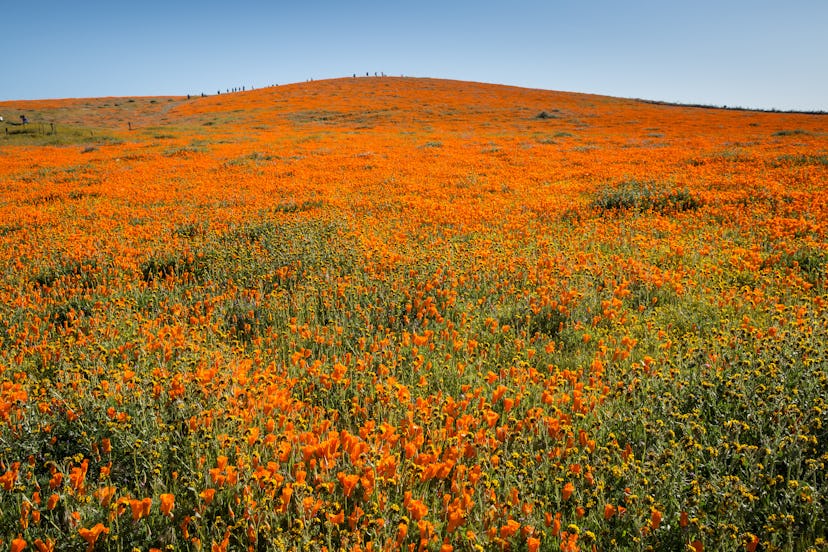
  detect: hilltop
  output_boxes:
[2,77,824,141]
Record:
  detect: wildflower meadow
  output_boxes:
[0,77,826,551]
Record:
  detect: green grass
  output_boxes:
[1,121,122,147]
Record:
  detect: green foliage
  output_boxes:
[592,180,702,214]
[162,145,208,157]
[220,297,262,341]
[139,251,210,283]
[772,129,811,137]
[272,199,326,213]
[595,317,828,551]
[780,246,827,286]
[772,154,828,167]
[31,259,100,289]
[225,151,279,166]
[498,304,568,339]
[1,121,121,146]
[535,111,560,120]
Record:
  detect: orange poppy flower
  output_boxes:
[561,482,575,501]
[604,503,616,520]
[650,508,662,530]
[11,536,27,552]
[326,510,345,525]
[78,523,109,552]
[499,519,521,539]
[46,493,60,511]
[33,538,55,552]
[160,493,175,516]
[200,488,216,505]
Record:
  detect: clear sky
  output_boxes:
[2,1,826,111]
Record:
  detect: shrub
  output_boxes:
[772,129,810,137]
[535,111,559,120]
[592,180,701,214]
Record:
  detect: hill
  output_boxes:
[0,77,827,552]
[2,76,824,136]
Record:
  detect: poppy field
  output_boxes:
[0,77,826,551]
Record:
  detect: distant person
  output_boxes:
[0,116,4,122]
[20,115,28,125]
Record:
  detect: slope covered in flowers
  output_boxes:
[0,77,826,551]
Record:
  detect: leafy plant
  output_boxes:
[592,179,701,214]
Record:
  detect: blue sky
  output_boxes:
[2,1,826,111]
